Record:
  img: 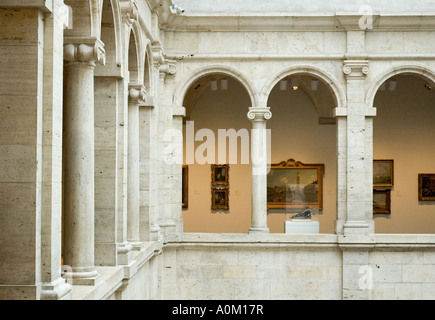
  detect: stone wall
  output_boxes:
[162,233,435,300]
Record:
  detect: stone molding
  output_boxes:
[247,107,272,121]
[343,60,369,78]
[64,37,106,66]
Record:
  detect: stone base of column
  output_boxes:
[62,267,100,286]
[343,220,374,235]
[150,224,162,242]
[249,227,270,234]
[130,241,146,251]
[117,242,133,265]
[41,277,72,300]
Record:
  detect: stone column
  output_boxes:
[63,37,105,285]
[341,60,376,235]
[127,84,145,250]
[247,107,272,234]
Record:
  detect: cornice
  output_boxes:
[162,12,435,32]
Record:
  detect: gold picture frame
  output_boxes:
[182,165,188,209]
[267,159,325,211]
[373,189,391,214]
[418,173,435,201]
[211,188,229,211]
[373,159,394,187]
[211,164,229,186]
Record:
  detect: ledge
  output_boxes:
[71,241,163,300]
[0,0,53,12]
[167,232,435,250]
[164,12,435,32]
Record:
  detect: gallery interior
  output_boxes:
[0,0,434,300]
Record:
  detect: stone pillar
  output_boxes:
[127,84,145,249]
[341,60,376,235]
[63,37,105,285]
[247,107,272,234]
[139,98,157,242]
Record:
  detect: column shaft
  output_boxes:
[127,85,145,249]
[62,39,105,284]
[248,107,271,234]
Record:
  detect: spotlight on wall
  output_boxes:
[310,79,319,91]
[210,79,218,91]
[279,80,288,91]
[388,78,397,91]
[425,83,432,91]
[221,79,228,90]
[170,4,185,14]
[291,78,299,91]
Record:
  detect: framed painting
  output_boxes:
[373,160,394,187]
[211,188,229,210]
[182,165,188,208]
[267,159,325,211]
[373,189,391,215]
[418,174,435,201]
[211,164,229,186]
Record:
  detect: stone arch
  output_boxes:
[127,21,143,84]
[143,40,153,94]
[98,0,122,69]
[366,64,435,107]
[64,0,101,37]
[173,65,258,109]
[261,65,346,113]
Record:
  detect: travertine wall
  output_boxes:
[162,234,435,300]
[1,0,435,300]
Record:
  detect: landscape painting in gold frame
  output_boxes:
[373,159,394,187]
[267,159,325,211]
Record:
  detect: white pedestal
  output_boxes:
[285,220,319,234]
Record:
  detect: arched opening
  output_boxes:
[128,31,139,84]
[182,74,254,233]
[144,46,152,95]
[373,73,435,234]
[266,73,338,234]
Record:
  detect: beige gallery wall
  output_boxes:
[182,75,435,234]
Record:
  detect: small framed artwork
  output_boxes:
[211,164,229,186]
[267,158,325,211]
[211,188,229,211]
[182,165,188,209]
[373,189,391,215]
[373,159,394,187]
[418,174,435,201]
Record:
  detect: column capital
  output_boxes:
[159,59,177,76]
[120,0,139,22]
[247,107,272,121]
[64,37,106,66]
[343,60,369,78]
[128,84,146,104]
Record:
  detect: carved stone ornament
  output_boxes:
[159,59,177,75]
[343,60,369,78]
[128,84,146,103]
[120,0,139,22]
[247,107,272,121]
[64,37,106,66]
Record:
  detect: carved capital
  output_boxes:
[64,37,106,66]
[128,84,146,104]
[343,60,369,78]
[120,0,138,23]
[159,59,177,76]
[247,107,272,121]
[151,43,164,66]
